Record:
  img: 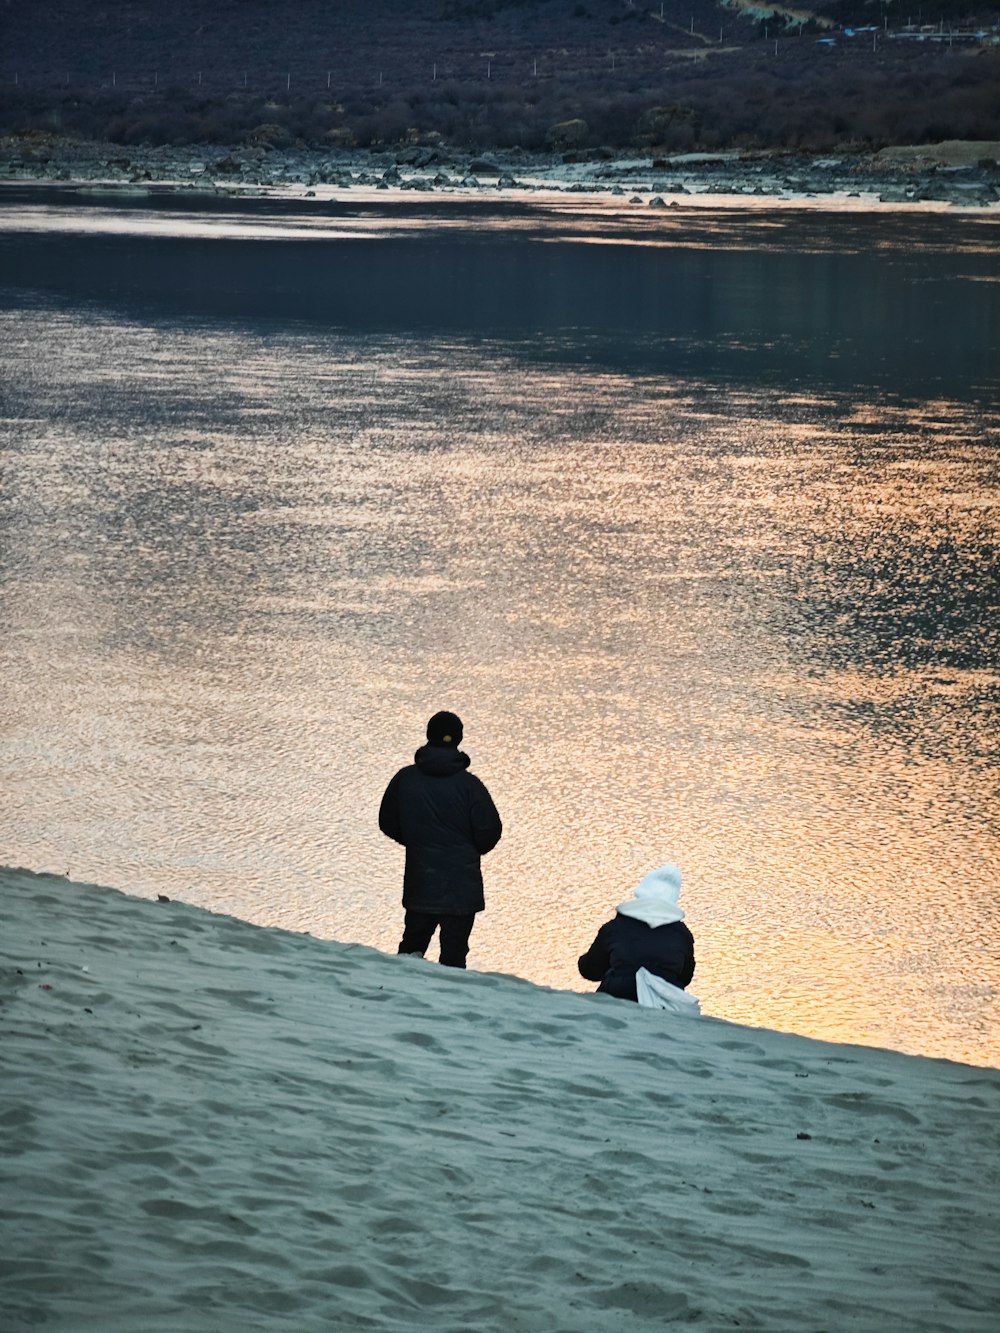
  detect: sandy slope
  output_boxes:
[873,140,1000,166]
[2,866,999,1331]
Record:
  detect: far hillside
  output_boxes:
[1,0,997,152]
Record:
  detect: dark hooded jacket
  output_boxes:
[378,745,502,915]
[578,914,695,1002]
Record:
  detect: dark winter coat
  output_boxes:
[378,745,502,915]
[578,913,695,1002]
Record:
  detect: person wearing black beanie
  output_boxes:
[425,710,463,747]
[378,712,502,968]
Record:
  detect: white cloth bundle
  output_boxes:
[635,967,701,1017]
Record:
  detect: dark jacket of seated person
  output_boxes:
[578,862,695,1002]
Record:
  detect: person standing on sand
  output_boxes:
[577,862,695,1002]
[378,711,502,969]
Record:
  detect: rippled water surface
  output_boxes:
[2,188,998,1065]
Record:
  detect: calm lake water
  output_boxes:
[2,185,998,1066]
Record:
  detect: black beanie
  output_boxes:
[426,711,463,747]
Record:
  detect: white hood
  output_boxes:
[616,863,685,927]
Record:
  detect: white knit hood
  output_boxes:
[616,863,686,927]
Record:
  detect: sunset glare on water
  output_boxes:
[2,191,998,1066]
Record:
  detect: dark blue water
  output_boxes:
[3,185,998,399]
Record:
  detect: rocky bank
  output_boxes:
[3,134,1000,207]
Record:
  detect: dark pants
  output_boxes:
[398,910,476,968]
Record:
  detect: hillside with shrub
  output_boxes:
[0,0,997,152]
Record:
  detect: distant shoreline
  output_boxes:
[3,134,999,209]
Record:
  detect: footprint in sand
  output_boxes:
[392,1029,446,1053]
[586,1281,695,1317]
[825,1091,921,1124]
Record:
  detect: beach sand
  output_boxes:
[3,866,999,1331]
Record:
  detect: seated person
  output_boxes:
[578,862,695,1002]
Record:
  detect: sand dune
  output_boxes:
[2,866,999,1331]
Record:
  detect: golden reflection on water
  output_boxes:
[1,254,998,1067]
[4,191,1000,259]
